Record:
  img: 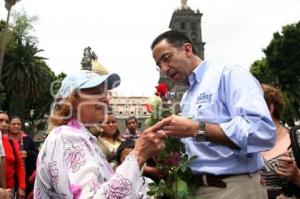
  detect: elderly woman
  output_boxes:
[34,70,167,198]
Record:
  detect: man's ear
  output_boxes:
[183,43,193,57]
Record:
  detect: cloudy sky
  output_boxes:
[0,0,299,96]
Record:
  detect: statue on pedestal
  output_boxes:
[80,47,108,75]
[181,0,190,9]
[81,47,97,71]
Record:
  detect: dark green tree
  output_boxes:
[1,12,51,120]
[250,21,300,125]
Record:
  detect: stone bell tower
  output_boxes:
[158,0,205,113]
[169,0,205,59]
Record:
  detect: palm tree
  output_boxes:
[2,40,50,118]
[0,0,20,80]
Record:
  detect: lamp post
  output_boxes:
[0,0,20,79]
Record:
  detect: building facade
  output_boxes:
[108,91,151,132]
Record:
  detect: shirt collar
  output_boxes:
[187,60,207,89]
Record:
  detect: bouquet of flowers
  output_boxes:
[145,83,197,199]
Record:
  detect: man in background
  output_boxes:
[120,116,140,141]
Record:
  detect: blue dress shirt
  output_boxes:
[180,61,276,175]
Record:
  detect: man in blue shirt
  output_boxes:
[151,30,275,198]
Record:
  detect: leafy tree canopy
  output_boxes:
[250,21,300,125]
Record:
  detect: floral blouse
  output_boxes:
[34,119,148,199]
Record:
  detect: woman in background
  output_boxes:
[97,112,121,166]
[9,116,38,198]
[2,131,26,198]
[261,84,300,198]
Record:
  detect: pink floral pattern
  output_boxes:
[34,119,144,198]
[48,161,59,187]
[89,176,101,195]
[64,144,86,172]
[34,187,42,199]
[103,175,131,198]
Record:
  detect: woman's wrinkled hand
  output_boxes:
[276,151,300,186]
[133,121,168,168]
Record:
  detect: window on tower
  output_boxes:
[180,22,186,30]
[191,22,196,30]
[192,32,196,40]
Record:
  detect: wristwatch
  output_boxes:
[194,121,206,142]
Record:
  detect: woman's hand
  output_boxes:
[276,151,300,186]
[143,166,165,180]
[133,123,167,168]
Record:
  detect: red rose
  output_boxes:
[155,82,169,97]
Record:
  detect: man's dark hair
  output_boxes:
[125,116,137,125]
[151,30,196,54]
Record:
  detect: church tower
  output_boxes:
[169,0,205,59]
[158,0,205,113]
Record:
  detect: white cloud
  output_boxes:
[1,0,299,96]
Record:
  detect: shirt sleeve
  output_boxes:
[219,66,276,157]
[63,134,145,199]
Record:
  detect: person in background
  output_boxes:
[116,140,164,184]
[34,70,167,198]
[151,30,276,198]
[97,112,122,166]
[0,130,11,199]
[8,116,39,198]
[0,111,10,135]
[115,140,154,198]
[0,131,12,199]
[1,112,26,199]
[261,84,300,198]
[0,111,8,189]
[120,116,140,141]
[1,131,13,198]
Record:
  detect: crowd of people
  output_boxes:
[0,111,38,199]
[0,30,299,199]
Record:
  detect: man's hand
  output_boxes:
[156,115,240,149]
[156,115,198,137]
